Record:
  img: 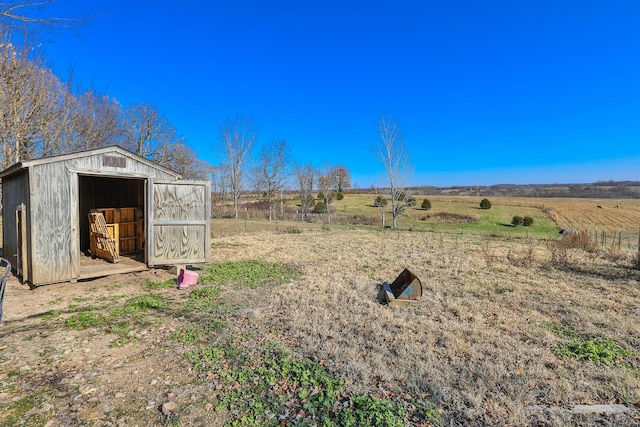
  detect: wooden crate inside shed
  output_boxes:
[90,207,144,256]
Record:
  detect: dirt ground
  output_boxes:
[0,268,227,427]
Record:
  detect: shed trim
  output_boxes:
[0,146,182,179]
[66,167,157,179]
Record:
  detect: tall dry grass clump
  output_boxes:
[547,231,591,268]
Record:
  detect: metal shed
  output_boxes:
[0,146,211,286]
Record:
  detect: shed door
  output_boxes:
[147,180,211,266]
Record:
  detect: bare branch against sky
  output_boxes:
[217,115,258,219]
[0,1,91,42]
[376,114,413,229]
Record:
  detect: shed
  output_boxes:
[0,146,211,286]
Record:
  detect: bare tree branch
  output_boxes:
[251,139,291,221]
[0,0,91,41]
[217,115,258,219]
[376,114,413,229]
[294,162,315,217]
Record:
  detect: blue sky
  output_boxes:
[39,1,640,187]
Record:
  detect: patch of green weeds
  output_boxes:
[181,285,222,313]
[171,322,224,344]
[187,340,433,426]
[110,294,167,316]
[0,386,55,426]
[555,338,631,366]
[106,321,133,344]
[71,296,93,303]
[22,333,38,341]
[48,296,64,304]
[200,260,300,289]
[547,323,581,341]
[145,278,177,290]
[67,303,105,313]
[158,412,181,426]
[549,322,632,366]
[62,293,168,346]
[65,311,107,330]
[27,309,60,320]
[211,242,246,249]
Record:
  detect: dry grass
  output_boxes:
[209,224,640,425]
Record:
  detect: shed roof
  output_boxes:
[0,146,182,179]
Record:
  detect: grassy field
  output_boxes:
[211,224,640,425]
[273,193,640,245]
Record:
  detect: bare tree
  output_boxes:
[251,139,290,221]
[329,165,351,194]
[217,115,258,219]
[294,162,315,218]
[72,89,124,150]
[0,40,70,167]
[375,114,412,229]
[0,1,90,41]
[152,139,209,180]
[122,102,178,160]
[316,164,334,223]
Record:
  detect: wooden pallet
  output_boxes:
[89,212,120,263]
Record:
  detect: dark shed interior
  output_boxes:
[78,176,145,253]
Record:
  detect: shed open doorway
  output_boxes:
[78,175,148,280]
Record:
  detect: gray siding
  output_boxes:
[30,162,74,284]
[1,170,30,277]
[149,180,211,266]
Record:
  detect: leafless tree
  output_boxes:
[217,115,258,219]
[251,139,290,221]
[0,1,90,41]
[329,165,351,194]
[151,138,209,180]
[294,162,315,218]
[316,164,334,224]
[0,40,70,167]
[375,114,413,229]
[72,89,124,151]
[122,102,178,160]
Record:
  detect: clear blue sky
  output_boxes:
[40,1,640,187]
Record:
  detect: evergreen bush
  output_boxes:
[374,196,388,207]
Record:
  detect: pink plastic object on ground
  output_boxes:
[177,269,199,289]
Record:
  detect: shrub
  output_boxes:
[480,198,492,209]
[511,216,524,226]
[336,192,344,201]
[313,201,328,213]
[523,216,534,226]
[317,192,325,201]
[421,199,432,210]
[300,194,315,208]
[374,196,388,207]
[406,195,417,207]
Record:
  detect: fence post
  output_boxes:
[637,227,640,267]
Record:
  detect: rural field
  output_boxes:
[1,195,640,426]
